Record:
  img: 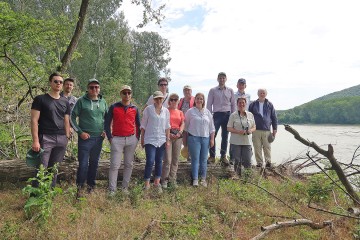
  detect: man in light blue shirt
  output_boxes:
[234,78,251,110]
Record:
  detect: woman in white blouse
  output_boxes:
[184,93,215,187]
[227,97,256,177]
[141,91,171,191]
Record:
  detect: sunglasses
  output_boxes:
[89,85,100,90]
[169,98,178,102]
[122,91,131,95]
[159,84,168,86]
[53,80,63,84]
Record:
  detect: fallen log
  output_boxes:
[0,158,233,183]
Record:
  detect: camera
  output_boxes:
[243,127,249,135]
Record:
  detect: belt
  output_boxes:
[114,134,135,137]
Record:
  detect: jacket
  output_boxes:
[248,99,277,131]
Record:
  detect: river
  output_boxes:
[215,124,360,165]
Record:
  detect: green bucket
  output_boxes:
[25,148,44,168]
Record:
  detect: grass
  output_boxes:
[0,172,358,240]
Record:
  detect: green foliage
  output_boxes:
[22,164,63,225]
[306,173,334,203]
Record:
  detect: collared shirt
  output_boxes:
[141,105,170,147]
[185,107,215,137]
[145,93,169,108]
[207,86,236,113]
[227,110,256,145]
[234,91,251,110]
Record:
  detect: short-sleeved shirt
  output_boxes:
[141,105,171,147]
[227,110,256,145]
[145,93,169,108]
[31,94,70,135]
[168,108,184,130]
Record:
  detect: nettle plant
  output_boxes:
[22,164,62,224]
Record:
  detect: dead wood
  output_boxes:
[284,124,360,207]
[251,219,332,240]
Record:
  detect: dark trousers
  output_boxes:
[209,112,230,158]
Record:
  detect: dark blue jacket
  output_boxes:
[249,99,277,131]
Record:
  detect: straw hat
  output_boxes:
[181,146,189,159]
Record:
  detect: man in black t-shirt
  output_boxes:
[31,72,70,187]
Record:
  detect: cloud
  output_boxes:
[120,0,360,110]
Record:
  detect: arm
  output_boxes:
[64,115,70,139]
[210,132,215,148]
[270,103,278,136]
[230,90,236,113]
[206,89,214,113]
[71,100,89,140]
[104,105,113,141]
[31,109,41,152]
[140,128,145,148]
[135,107,141,140]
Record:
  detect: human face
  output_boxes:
[88,83,100,98]
[121,90,132,101]
[168,97,178,109]
[195,95,204,109]
[50,76,63,92]
[217,75,227,86]
[237,99,246,111]
[237,83,246,92]
[153,97,163,107]
[183,88,192,99]
[158,81,168,93]
[257,89,267,100]
[63,81,74,94]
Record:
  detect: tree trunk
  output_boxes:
[0,159,233,183]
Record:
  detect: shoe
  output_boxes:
[143,183,150,191]
[121,188,130,195]
[108,191,116,197]
[256,164,263,168]
[193,179,199,187]
[154,184,163,193]
[208,156,215,164]
[265,162,272,168]
[200,179,207,187]
[161,181,168,189]
[187,156,191,162]
[220,156,230,166]
[76,188,83,199]
[87,186,94,194]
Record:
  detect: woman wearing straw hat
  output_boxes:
[184,93,215,187]
[161,93,185,188]
[141,91,171,192]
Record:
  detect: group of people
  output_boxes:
[30,72,277,196]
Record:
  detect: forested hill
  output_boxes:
[277,84,360,124]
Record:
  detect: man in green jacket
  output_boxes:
[71,79,107,196]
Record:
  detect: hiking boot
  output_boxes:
[220,156,230,166]
[208,156,215,164]
[200,179,207,187]
[193,179,199,187]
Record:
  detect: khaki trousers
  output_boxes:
[161,138,182,182]
[252,130,271,165]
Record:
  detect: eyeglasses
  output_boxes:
[169,98,178,102]
[53,80,63,84]
[159,84,168,86]
[89,86,100,90]
[122,91,131,95]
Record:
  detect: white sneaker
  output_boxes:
[193,179,199,187]
[200,179,207,187]
[108,191,116,197]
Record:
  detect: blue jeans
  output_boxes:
[188,135,209,180]
[144,143,165,181]
[210,112,230,158]
[77,136,104,188]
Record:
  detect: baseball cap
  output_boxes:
[88,78,100,85]
[237,78,246,84]
[120,85,132,92]
[153,91,164,99]
[26,148,44,168]
[183,85,192,90]
[218,72,226,77]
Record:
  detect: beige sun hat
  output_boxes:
[181,146,189,159]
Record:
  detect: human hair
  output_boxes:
[157,77,168,86]
[48,72,62,82]
[168,93,179,103]
[64,78,75,84]
[257,88,267,95]
[194,92,206,108]
[237,97,247,104]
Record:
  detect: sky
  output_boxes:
[120,0,360,110]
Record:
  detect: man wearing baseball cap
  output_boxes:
[71,78,108,197]
[105,85,140,196]
[234,78,251,110]
[207,72,236,166]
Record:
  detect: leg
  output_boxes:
[108,137,125,191]
[77,137,93,188]
[188,136,200,180]
[232,144,241,175]
[122,135,137,189]
[87,136,103,188]
[219,112,230,157]
[199,137,210,179]
[154,143,166,184]
[47,134,67,187]
[161,139,173,182]
[169,138,182,182]
[144,144,156,181]
[209,112,221,158]
[263,131,272,165]
[252,130,264,166]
